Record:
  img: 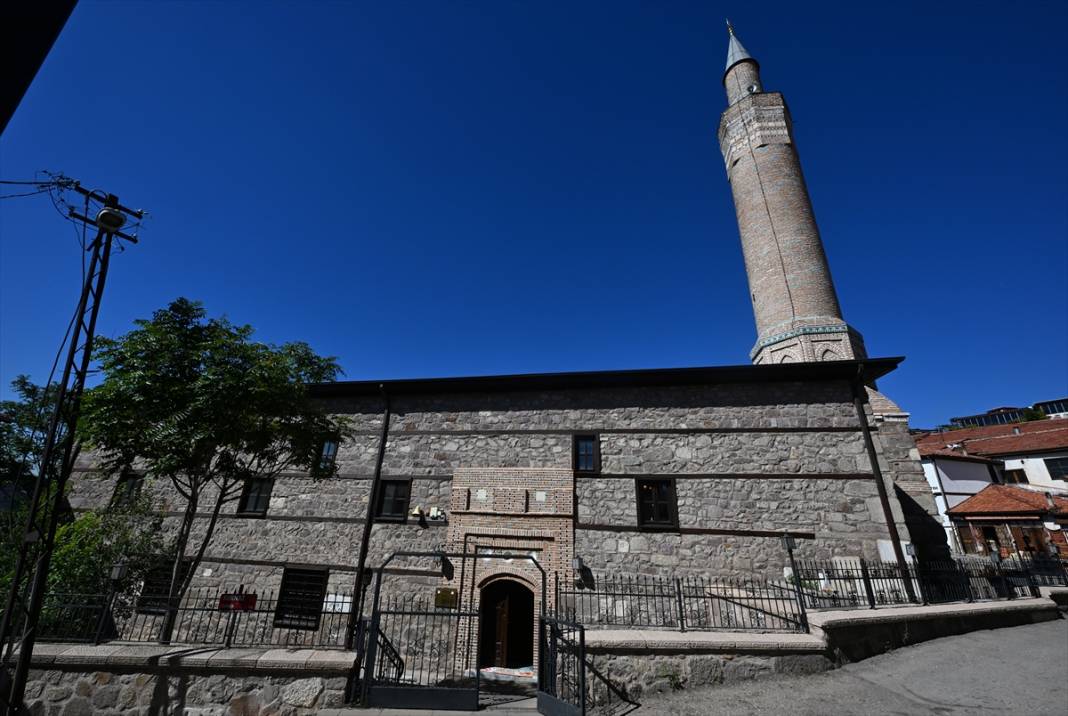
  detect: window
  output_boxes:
[573,434,600,473]
[375,479,411,522]
[236,477,273,516]
[315,438,339,475]
[274,567,329,630]
[1003,469,1029,485]
[137,557,192,614]
[111,470,144,507]
[635,478,678,529]
[1044,457,1068,482]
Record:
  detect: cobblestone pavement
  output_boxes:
[634,619,1068,716]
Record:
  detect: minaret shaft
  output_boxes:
[718,32,865,364]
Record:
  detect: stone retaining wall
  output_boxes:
[23,670,347,716]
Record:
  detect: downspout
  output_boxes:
[850,367,916,602]
[346,385,391,648]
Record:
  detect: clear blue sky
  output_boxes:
[1,1,1066,428]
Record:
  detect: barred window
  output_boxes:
[236,477,273,516]
[635,478,678,529]
[375,479,411,522]
[1045,457,1068,482]
[573,434,600,473]
[111,471,144,507]
[274,567,329,630]
[136,558,192,614]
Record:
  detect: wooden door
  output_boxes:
[494,594,510,666]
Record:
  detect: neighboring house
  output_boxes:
[915,419,1068,490]
[946,485,1068,561]
[919,450,1001,552]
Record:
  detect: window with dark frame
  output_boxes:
[1044,457,1068,482]
[111,471,144,507]
[573,434,600,473]
[136,557,193,614]
[374,479,411,522]
[635,478,678,529]
[273,567,329,630]
[236,477,274,516]
[1003,469,1029,485]
[316,438,339,475]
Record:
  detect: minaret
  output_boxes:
[718,23,866,364]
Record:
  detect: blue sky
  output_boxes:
[1,1,1066,428]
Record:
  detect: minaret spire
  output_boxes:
[724,20,756,79]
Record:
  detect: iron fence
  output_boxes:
[791,556,1050,610]
[27,586,353,649]
[555,572,808,633]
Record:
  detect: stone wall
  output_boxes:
[22,670,348,716]
[68,373,936,605]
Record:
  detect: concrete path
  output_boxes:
[636,619,1068,715]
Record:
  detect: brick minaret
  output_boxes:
[718,23,866,364]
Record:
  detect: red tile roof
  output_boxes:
[947,485,1068,517]
[914,418,1068,458]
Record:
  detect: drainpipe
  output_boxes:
[346,385,391,648]
[850,368,916,602]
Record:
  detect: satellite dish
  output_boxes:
[747,84,759,95]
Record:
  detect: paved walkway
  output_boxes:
[635,619,1068,715]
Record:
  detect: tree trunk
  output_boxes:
[159,487,197,643]
[179,481,232,596]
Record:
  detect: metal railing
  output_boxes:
[792,556,1060,610]
[25,586,353,649]
[555,572,808,633]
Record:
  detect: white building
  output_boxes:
[916,419,1068,553]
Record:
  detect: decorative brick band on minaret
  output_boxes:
[718,25,866,364]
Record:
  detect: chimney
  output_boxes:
[1045,492,1057,511]
[1012,426,1022,435]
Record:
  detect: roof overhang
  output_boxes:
[309,356,902,399]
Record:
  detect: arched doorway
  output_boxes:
[478,579,535,669]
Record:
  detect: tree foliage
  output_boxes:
[79,298,352,625]
[0,376,60,509]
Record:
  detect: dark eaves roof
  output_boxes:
[309,357,902,398]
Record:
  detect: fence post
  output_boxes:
[93,588,116,645]
[673,577,686,633]
[860,559,876,609]
[1024,560,1040,599]
[578,625,587,716]
[914,563,929,606]
[790,574,809,633]
[958,561,974,603]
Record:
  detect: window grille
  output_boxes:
[274,567,329,630]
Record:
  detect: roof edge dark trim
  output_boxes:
[308,357,903,398]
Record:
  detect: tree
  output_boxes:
[80,298,352,639]
[0,376,60,511]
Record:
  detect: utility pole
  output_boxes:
[0,182,142,715]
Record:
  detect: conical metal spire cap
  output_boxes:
[724,20,756,77]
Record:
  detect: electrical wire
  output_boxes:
[0,188,53,200]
